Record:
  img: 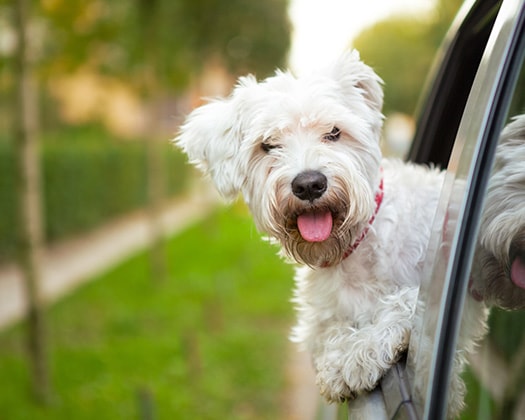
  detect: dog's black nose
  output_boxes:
[292,171,327,201]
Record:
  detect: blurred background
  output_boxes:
[0,0,461,418]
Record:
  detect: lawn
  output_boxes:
[0,205,295,419]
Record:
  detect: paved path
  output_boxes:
[285,346,320,419]
[0,186,319,419]
[0,188,218,330]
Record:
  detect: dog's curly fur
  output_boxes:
[470,115,525,310]
[175,51,495,418]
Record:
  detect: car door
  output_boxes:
[319,1,525,418]
[406,0,525,418]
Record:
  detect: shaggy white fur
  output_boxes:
[471,115,525,310]
[175,51,492,418]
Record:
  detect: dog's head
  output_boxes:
[176,51,384,267]
[471,115,525,309]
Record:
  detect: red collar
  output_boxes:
[322,176,384,267]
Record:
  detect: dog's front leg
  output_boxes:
[311,287,417,403]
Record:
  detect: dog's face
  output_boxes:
[471,115,525,309]
[176,51,384,267]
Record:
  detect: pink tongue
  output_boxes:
[511,257,525,289]
[297,211,333,242]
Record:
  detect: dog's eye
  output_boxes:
[323,127,341,142]
[261,141,281,153]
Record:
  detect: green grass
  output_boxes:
[0,205,295,419]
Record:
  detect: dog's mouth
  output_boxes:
[296,210,333,242]
[510,232,525,289]
[511,256,525,289]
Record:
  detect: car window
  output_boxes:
[408,1,525,419]
[460,35,525,420]
[409,0,502,169]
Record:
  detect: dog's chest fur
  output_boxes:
[293,159,444,326]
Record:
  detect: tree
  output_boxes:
[13,0,51,403]
[136,0,168,283]
[177,0,291,78]
[136,0,288,280]
[353,0,463,116]
[36,0,291,92]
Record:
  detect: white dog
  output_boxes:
[470,115,525,310]
[175,51,486,417]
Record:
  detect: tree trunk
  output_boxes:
[13,0,51,403]
[139,0,168,283]
[146,135,168,282]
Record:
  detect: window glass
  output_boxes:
[407,1,525,418]
[461,51,525,419]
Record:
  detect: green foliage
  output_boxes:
[0,127,190,262]
[178,0,291,78]
[0,208,295,419]
[461,308,525,419]
[488,308,525,360]
[27,0,290,89]
[42,140,147,241]
[0,142,18,260]
[461,366,495,420]
[353,0,463,116]
[0,0,291,138]
[354,16,439,116]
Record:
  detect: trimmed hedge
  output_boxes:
[0,130,190,262]
[0,145,18,261]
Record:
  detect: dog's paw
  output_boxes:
[342,357,385,393]
[316,362,383,402]
[315,339,408,402]
[315,357,382,402]
[316,369,357,403]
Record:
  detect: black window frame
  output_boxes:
[409,0,502,169]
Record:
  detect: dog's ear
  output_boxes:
[175,90,249,201]
[330,50,384,112]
